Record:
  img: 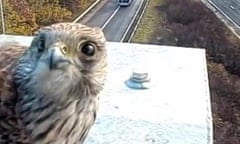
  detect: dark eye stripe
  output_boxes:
[37,33,46,52]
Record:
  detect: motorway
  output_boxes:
[84,0,144,42]
[210,0,240,28]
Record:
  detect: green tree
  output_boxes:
[2,0,94,35]
[27,0,72,26]
[3,0,36,35]
[58,0,96,18]
[78,0,95,11]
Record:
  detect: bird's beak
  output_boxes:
[48,44,71,70]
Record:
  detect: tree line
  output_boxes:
[0,0,96,35]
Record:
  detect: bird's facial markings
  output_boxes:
[61,45,68,55]
[37,33,46,53]
[51,41,69,55]
[47,43,74,70]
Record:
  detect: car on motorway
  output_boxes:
[118,0,132,7]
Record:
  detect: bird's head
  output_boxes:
[14,23,107,99]
[12,23,107,143]
[32,23,106,71]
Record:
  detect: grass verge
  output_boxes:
[131,0,164,43]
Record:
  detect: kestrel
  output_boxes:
[0,23,107,144]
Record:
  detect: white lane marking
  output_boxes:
[101,6,120,30]
[73,0,101,23]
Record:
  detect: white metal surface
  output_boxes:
[0,35,213,144]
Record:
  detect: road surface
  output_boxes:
[84,0,144,41]
[210,0,240,28]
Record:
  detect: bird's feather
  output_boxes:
[0,41,29,143]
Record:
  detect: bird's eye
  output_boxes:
[38,37,45,52]
[81,43,95,56]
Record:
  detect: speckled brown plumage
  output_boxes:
[0,23,107,144]
[0,41,30,144]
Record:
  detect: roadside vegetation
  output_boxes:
[0,0,96,35]
[133,0,240,143]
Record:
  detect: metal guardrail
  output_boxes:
[206,0,240,38]
[207,0,240,29]
[128,0,149,42]
[121,0,148,42]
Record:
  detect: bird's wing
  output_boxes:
[0,41,30,143]
[0,41,27,102]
